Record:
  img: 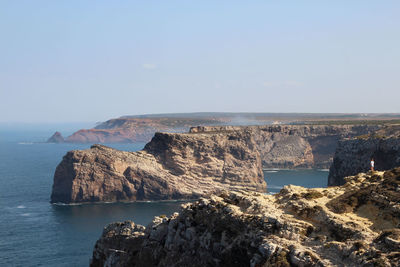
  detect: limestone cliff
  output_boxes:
[191,125,380,169]
[91,168,400,267]
[50,131,265,203]
[328,136,400,186]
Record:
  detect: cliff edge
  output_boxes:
[328,131,400,186]
[191,124,380,169]
[91,168,400,267]
[51,131,265,203]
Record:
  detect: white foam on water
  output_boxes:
[18,142,34,145]
[265,170,278,173]
[17,205,26,209]
[267,185,283,189]
[20,213,31,217]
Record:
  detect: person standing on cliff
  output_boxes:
[370,158,375,171]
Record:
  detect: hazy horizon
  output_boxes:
[1,1,399,123]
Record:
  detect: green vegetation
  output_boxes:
[303,190,323,200]
[295,119,400,126]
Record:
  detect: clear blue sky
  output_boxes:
[1,1,399,122]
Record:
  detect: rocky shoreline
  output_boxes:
[51,124,386,203]
[91,168,400,267]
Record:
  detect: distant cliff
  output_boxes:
[191,124,381,169]
[48,113,400,144]
[48,117,228,143]
[328,135,400,186]
[51,131,265,203]
[91,168,400,267]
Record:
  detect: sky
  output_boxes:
[1,1,399,123]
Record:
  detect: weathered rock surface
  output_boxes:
[91,168,400,267]
[47,131,64,143]
[328,132,400,186]
[51,131,265,203]
[191,125,381,169]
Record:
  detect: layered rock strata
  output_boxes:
[91,168,400,267]
[191,125,381,169]
[328,136,400,186]
[50,131,265,203]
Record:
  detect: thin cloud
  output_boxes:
[262,81,303,88]
[142,63,157,70]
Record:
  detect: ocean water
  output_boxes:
[0,128,328,266]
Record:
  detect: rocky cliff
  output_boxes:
[91,168,400,267]
[49,113,400,144]
[50,131,265,203]
[328,135,400,186]
[191,124,381,169]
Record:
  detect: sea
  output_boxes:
[0,125,328,266]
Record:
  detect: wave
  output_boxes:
[51,199,191,206]
[318,169,329,172]
[267,185,283,189]
[18,142,34,145]
[265,170,278,173]
[17,205,26,209]
[20,213,31,217]
[52,202,83,206]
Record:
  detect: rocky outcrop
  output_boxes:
[328,136,400,186]
[51,131,265,203]
[191,125,381,169]
[47,131,64,143]
[91,168,400,267]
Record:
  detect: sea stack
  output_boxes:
[50,131,266,203]
[47,131,65,143]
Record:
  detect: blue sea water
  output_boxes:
[0,127,327,266]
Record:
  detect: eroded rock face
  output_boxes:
[51,131,265,203]
[328,136,400,186]
[191,125,380,169]
[91,168,400,267]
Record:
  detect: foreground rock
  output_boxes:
[51,131,265,203]
[328,130,400,186]
[91,168,400,267]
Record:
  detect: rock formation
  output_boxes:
[47,131,64,143]
[49,113,400,144]
[51,131,265,203]
[191,124,381,169]
[91,168,400,267]
[51,124,386,203]
[328,135,400,186]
